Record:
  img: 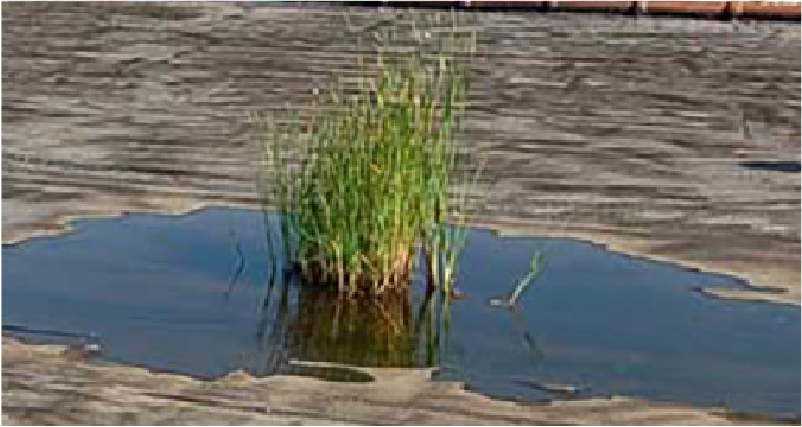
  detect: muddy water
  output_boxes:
[3,208,799,416]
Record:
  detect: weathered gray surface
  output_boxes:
[3,3,799,304]
[1,3,799,425]
[3,338,745,425]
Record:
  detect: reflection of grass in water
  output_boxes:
[287,285,453,368]
[289,290,418,367]
[254,13,478,296]
[239,275,454,371]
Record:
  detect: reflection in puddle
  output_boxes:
[740,160,801,173]
[236,269,453,379]
[3,208,799,417]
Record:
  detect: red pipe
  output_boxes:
[463,0,631,11]
[370,0,802,20]
[641,1,729,15]
[738,2,801,20]
[0,0,802,21]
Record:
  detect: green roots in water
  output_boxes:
[254,13,480,296]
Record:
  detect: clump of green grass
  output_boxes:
[255,16,477,297]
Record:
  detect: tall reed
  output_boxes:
[255,15,477,296]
